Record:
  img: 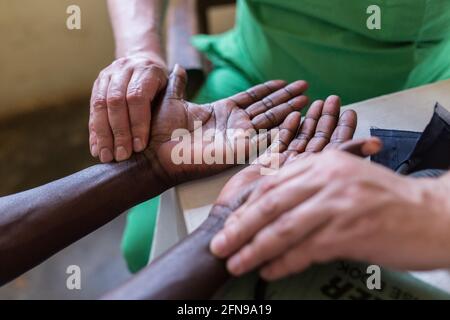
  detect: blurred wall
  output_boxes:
[0,0,114,119]
[0,0,236,120]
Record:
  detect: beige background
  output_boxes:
[0,0,114,119]
[0,0,235,120]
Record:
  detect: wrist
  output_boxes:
[114,152,171,206]
[115,33,166,68]
[118,50,167,69]
[201,205,232,234]
[140,148,174,192]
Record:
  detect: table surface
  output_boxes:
[151,79,450,294]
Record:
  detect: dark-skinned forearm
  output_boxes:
[0,153,168,285]
[102,205,232,300]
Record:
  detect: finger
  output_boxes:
[338,137,383,157]
[251,96,309,130]
[89,130,98,156]
[324,109,357,150]
[165,64,187,100]
[246,80,308,118]
[107,69,134,161]
[285,100,324,157]
[264,112,301,155]
[243,152,317,209]
[127,67,163,152]
[89,79,100,157]
[260,213,339,281]
[226,112,302,226]
[260,240,316,281]
[210,165,321,259]
[227,80,287,109]
[226,198,332,276]
[93,74,114,163]
[249,110,301,157]
[303,95,340,153]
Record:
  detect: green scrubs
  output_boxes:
[122,0,450,288]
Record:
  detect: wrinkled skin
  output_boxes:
[143,65,310,187]
[104,93,381,300]
[213,151,450,281]
[90,55,168,162]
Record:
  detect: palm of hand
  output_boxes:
[215,95,358,210]
[146,65,309,185]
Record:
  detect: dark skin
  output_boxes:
[148,65,309,183]
[0,65,309,285]
[103,98,381,300]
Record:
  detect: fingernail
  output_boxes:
[227,255,242,275]
[133,138,144,152]
[362,138,382,156]
[100,148,113,163]
[210,233,227,256]
[115,146,128,162]
[91,144,98,157]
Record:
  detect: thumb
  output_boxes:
[338,137,382,158]
[165,64,187,100]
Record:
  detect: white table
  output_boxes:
[151,79,450,294]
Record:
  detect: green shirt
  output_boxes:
[193,0,450,104]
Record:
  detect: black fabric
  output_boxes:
[371,103,450,178]
[370,129,421,171]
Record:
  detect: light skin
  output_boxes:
[210,149,450,281]
[89,0,168,163]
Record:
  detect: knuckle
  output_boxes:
[142,64,157,71]
[343,180,364,198]
[107,93,125,109]
[224,225,241,245]
[88,120,95,131]
[272,215,297,239]
[258,197,279,218]
[246,89,258,101]
[95,130,111,140]
[130,123,148,135]
[92,95,107,109]
[113,57,129,67]
[111,127,131,139]
[258,179,278,194]
[126,90,146,105]
[148,64,166,76]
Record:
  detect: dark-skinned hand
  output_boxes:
[140,65,310,187]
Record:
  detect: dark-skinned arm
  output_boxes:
[0,153,169,285]
[102,204,232,300]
